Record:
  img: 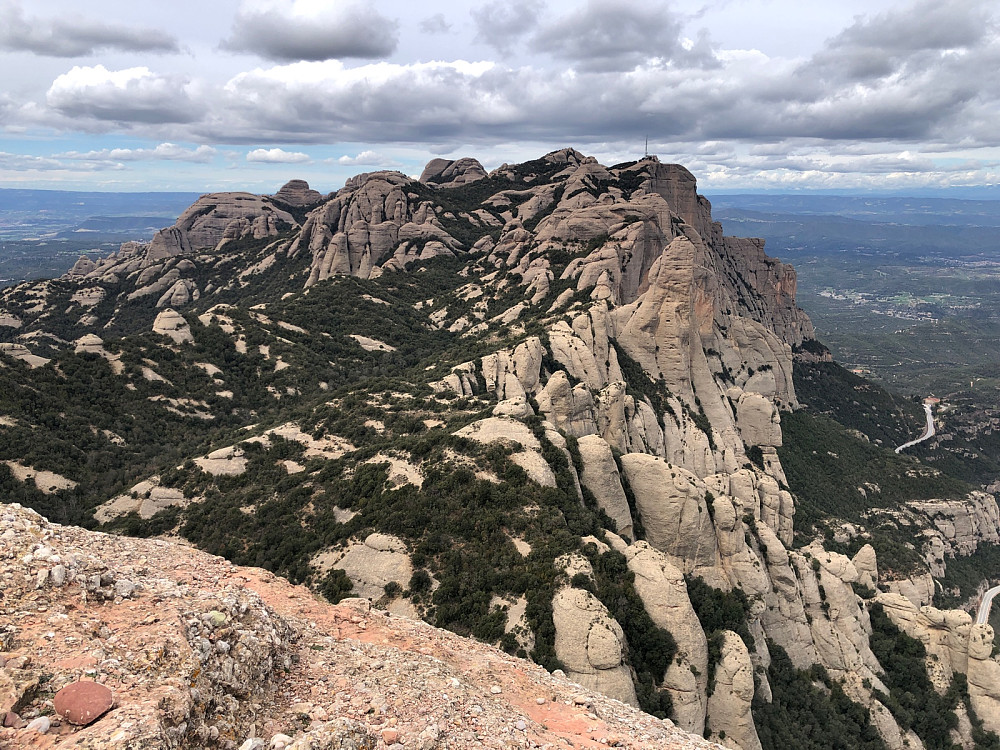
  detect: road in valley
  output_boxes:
[977,585,1000,624]
[895,403,935,453]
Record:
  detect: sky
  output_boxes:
[1,0,1000,194]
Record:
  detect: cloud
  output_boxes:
[420,13,451,35]
[222,0,399,61]
[0,151,125,172]
[46,65,201,124]
[334,150,399,167]
[472,0,544,54]
[183,37,998,154]
[815,0,992,81]
[10,0,997,193]
[793,0,997,129]
[531,0,717,71]
[57,143,216,163]
[246,147,311,163]
[0,151,69,171]
[0,2,179,57]
[207,60,511,143]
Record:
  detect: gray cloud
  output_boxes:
[420,13,452,35]
[15,0,999,184]
[472,0,544,54]
[531,0,717,71]
[805,0,994,83]
[222,1,399,61]
[0,2,179,57]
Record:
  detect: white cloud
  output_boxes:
[222,0,398,61]
[3,0,1000,191]
[57,143,216,163]
[334,150,399,167]
[246,147,311,163]
[46,65,200,124]
[0,151,124,172]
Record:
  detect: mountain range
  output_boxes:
[1,149,999,750]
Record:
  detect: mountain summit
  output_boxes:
[1,149,998,749]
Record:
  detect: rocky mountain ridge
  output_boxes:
[1,502,722,749]
[0,148,997,750]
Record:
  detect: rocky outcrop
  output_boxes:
[617,537,709,734]
[0,146,946,747]
[296,171,464,284]
[454,416,558,487]
[618,454,725,587]
[910,492,1000,571]
[419,157,487,187]
[877,593,973,691]
[877,592,1000,739]
[314,532,413,602]
[273,179,322,207]
[705,631,761,750]
[95,479,191,522]
[968,624,1000,734]
[481,337,544,401]
[153,308,194,344]
[577,435,634,541]
[551,587,639,707]
[1,504,723,749]
[792,543,883,686]
[150,192,296,259]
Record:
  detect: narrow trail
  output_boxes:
[895,402,935,453]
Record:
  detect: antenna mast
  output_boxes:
[645,137,648,157]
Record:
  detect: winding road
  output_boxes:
[895,403,935,453]
[977,585,1000,624]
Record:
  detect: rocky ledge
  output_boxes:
[0,504,720,749]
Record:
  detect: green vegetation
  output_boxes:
[793,361,924,449]
[685,576,754,694]
[868,602,965,749]
[753,643,886,750]
[611,340,677,426]
[577,545,677,718]
[933,543,1000,609]
[778,409,969,573]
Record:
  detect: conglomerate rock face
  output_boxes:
[0,148,996,748]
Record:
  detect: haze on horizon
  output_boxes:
[1,0,999,195]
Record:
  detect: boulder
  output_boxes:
[54,681,113,726]
[552,587,638,707]
[152,309,194,344]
